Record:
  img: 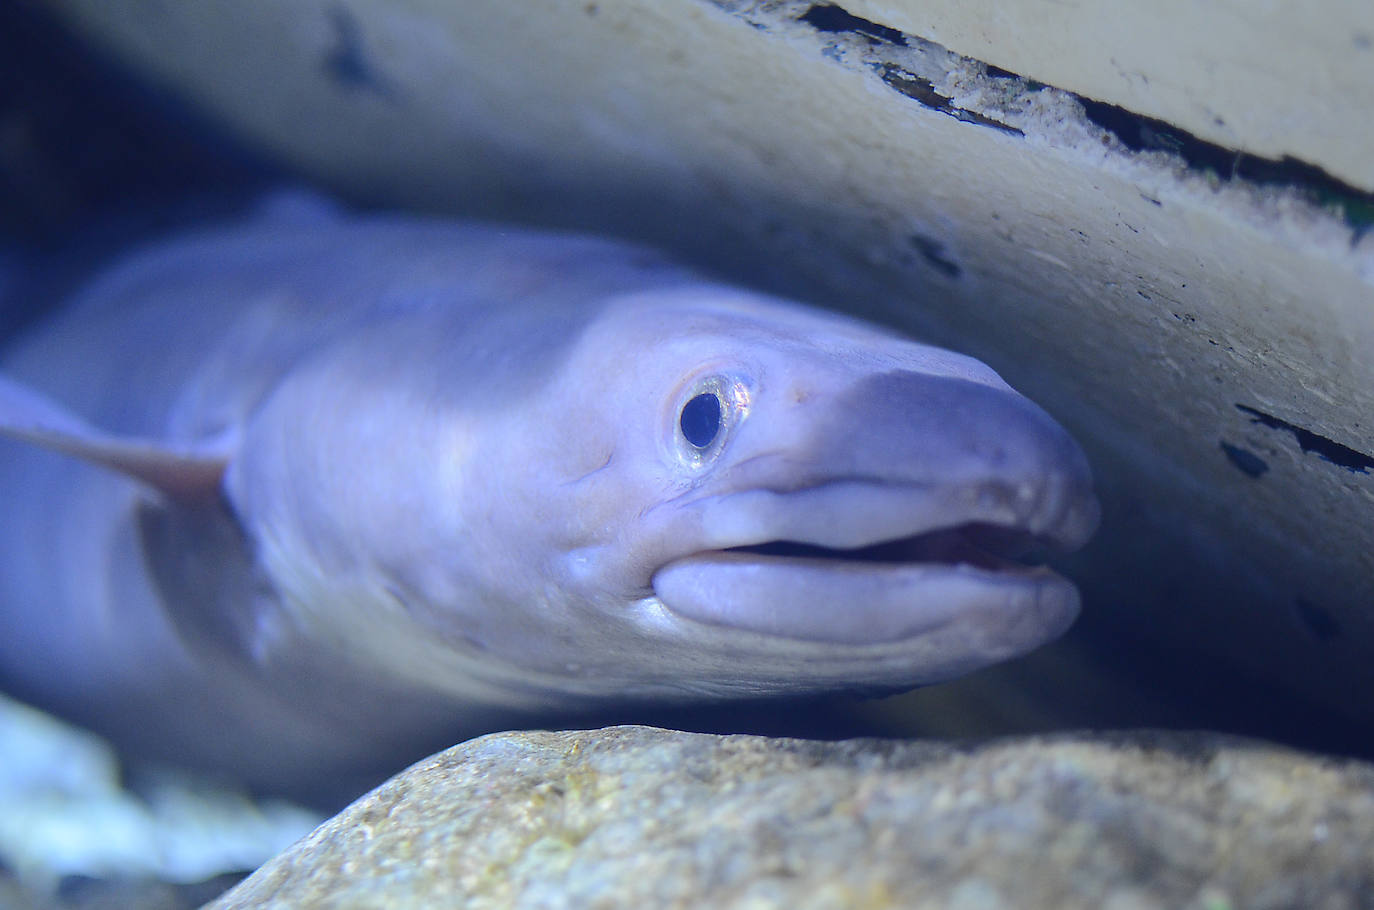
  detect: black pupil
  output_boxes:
[680,392,723,448]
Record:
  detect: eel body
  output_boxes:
[0,205,1098,799]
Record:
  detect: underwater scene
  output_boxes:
[2,3,1372,908]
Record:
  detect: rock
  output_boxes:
[842,0,1374,188]
[211,726,1374,909]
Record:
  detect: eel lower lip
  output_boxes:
[651,525,1082,646]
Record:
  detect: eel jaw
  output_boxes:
[650,485,1096,648]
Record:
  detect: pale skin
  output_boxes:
[0,207,1098,800]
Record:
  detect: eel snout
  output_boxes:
[649,367,1097,652]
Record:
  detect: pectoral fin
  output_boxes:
[0,373,229,503]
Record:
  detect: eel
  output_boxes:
[0,203,1099,800]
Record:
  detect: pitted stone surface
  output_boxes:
[212,726,1374,910]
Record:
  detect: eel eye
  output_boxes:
[680,392,723,449]
[673,373,751,467]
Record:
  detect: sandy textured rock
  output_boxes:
[211,726,1374,909]
[38,0,1374,739]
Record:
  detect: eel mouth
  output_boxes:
[650,488,1095,647]
[722,522,1050,574]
